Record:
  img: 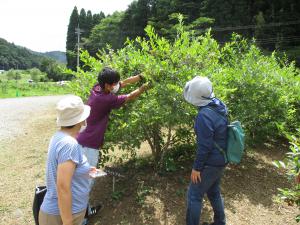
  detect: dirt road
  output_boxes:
[0,96,66,225]
[0,96,64,142]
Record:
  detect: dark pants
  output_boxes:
[186,166,226,225]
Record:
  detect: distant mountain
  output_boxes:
[42,51,66,64]
[0,37,63,71]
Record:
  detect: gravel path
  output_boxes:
[0,96,66,142]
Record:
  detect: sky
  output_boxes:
[0,0,135,52]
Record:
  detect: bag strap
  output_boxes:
[205,106,229,123]
[214,142,228,163]
[202,106,228,163]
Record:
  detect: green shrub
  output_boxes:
[69,17,300,166]
[213,34,300,144]
[274,129,300,222]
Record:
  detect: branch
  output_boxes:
[162,125,172,152]
[159,125,174,169]
[142,125,155,155]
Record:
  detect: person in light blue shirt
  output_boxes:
[39,95,95,225]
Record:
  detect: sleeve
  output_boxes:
[57,142,81,165]
[193,111,214,171]
[110,94,128,109]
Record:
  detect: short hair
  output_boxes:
[98,67,120,89]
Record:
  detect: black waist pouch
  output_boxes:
[32,186,47,225]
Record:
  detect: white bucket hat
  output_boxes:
[183,76,215,106]
[56,95,91,127]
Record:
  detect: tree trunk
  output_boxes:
[151,125,162,162]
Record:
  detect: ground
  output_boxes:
[0,96,298,225]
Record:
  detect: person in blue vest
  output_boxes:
[183,76,228,225]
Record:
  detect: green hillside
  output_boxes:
[0,38,57,71]
[42,51,66,64]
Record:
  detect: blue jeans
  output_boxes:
[186,166,225,225]
[81,146,100,188]
[80,146,100,225]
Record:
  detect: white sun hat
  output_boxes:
[183,76,215,106]
[56,95,91,127]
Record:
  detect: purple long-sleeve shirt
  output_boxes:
[77,84,127,149]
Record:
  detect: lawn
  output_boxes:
[0,80,70,98]
[0,69,71,98]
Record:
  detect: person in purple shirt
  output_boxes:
[77,67,148,222]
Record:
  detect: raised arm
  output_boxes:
[120,74,143,88]
[125,83,149,103]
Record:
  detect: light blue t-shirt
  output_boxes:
[41,131,91,215]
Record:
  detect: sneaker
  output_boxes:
[88,204,103,217]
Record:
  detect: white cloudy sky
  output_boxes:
[0,0,135,52]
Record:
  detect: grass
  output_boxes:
[0,108,55,225]
[0,81,70,98]
[0,69,71,98]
